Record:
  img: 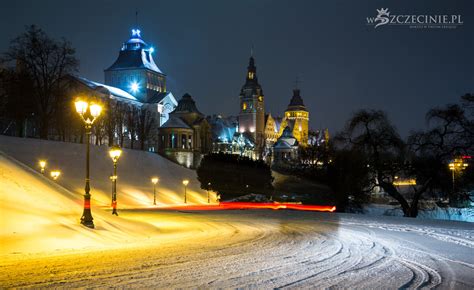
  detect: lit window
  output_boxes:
[242,102,247,110]
[248,72,254,79]
[258,96,263,102]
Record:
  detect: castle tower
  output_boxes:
[238,55,265,155]
[284,88,309,145]
[104,29,166,103]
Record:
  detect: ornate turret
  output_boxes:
[241,56,263,95]
[284,87,309,146]
[104,29,167,103]
[287,88,308,112]
[106,29,162,73]
[173,93,203,116]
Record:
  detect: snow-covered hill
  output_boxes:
[0,151,162,254]
[0,136,215,209]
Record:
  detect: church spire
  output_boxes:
[246,52,257,82]
[293,76,301,98]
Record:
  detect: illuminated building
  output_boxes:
[210,54,321,163]
[68,28,178,150]
[238,55,265,158]
[158,94,211,168]
[273,126,299,164]
[104,28,177,126]
[265,88,309,147]
[282,88,309,145]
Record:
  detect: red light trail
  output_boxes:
[150,202,336,212]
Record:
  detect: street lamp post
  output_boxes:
[207,182,211,204]
[183,179,189,203]
[109,146,122,216]
[75,99,102,228]
[151,177,159,205]
[39,160,46,174]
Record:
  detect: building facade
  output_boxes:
[104,28,177,126]
[282,88,309,146]
[273,126,299,165]
[238,56,265,157]
[68,28,178,151]
[210,54,315,163]
[158,93,211,168]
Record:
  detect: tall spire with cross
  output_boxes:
[294,75,300,89]
[135,9,139,28]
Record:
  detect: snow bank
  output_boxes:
[363,203,474,222]
[0,152,162,254]
[0,136,216,209]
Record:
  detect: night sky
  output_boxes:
[0,0,472,136]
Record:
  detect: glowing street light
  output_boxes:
[109,146,122,216]
[39,160,46,174]
[449,157,469,191]
[182,179,189,203]
[151,177,159,205]
[75,98,102,228]
[50,170,61,180]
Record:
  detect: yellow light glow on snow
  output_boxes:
[393,179,416,186]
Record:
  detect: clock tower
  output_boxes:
[238,55,265,156]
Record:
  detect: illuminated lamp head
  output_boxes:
[109,146,122,163]
[149,47,155,53]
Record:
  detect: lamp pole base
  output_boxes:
[81,214,94,228]
[81,197,94,228]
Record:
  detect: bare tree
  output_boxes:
[409,96,474,159]
[2,25,78,139]
[126,106,138,149]
[337,109,432,217]
[114,102,127,147]
[137,106,155,150]
[0,68,36,136]
[103,98,116,146]
[408,94,474,205]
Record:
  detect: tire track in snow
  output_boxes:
[1,211,472,288]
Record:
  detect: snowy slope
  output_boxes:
[0,136,215,209]
[0,152,163,254]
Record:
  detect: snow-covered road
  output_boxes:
[1,210,473,288]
